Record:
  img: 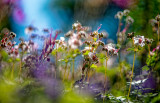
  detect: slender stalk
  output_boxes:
[55,44,58,66]
[148,45,150,58]
[72,59,75,80]
[55,44,58,79]
[63,62,68,82]
[104,52,108,95]
[127,51,136,99]
[18,60,22,77]
[87,61,91,83]
[102,52,108,102]
[158,21,159,42]
[18,53,23,78]
[117,19,122,44]
[87,69,90,83]
[11,63,15,79]
[67,62,71,80]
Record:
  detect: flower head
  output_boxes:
[72,22,82,30]
[102,43,119,55]
[145,38,153,44]
[155,14,160,21]
[126,16,134,24]
[123,9,130,16]
[115,11,123,19]
[133,35,145,47]
[68,33,82,49]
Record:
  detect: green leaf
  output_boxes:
[127,48,135,51]
[0,50,9,61]
[142,66,150,71]
[83,50,89,56]
[93,37,97,42]
[90,64,97,69]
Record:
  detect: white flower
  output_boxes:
[60,37,65,41]
[133,36,145,47]
[85,47,92,50]
[55,37,67,49]
[105,43,116,52]
[126,16,134,24]
[115,11,123,19]
[72,22,82,30]
[68,33,82,49]
[78,30,87,38]
[123,9,130,16]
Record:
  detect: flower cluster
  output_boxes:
[115,9,134,44]
[133,35,145,47]
[65,22,90,49]
[102,43,119,56]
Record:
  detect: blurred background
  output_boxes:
[0,0,160,40]
[0,0,159,48]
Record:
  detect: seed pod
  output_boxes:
[10,32,16,38]
[145,38,153,44]
[127,32,134,39]
[98,33,104,38]
[97,40,104,46]
[84,41,91,45]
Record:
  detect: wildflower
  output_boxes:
[88,52,99,64]
[133,35,145,47]
[84,41,91,45]
[126,16,134,24]
[81,46,92,53]
[43,29,49,33]
[68,34,82,49]
[55,37,67,49]
[9,32,16,39]
[155,14,160,21]
[25,26,37,34]
[102,43,119,55]
[98,33,104,38]
[72,22,82,30]
[145,38,153,44]
[18,41,28,52]
[82,26,91,31]
[101,31,108,38]
[8,46,19,58]
[90,31,98,37]
[78,30,87,38]
[123,9,130,16]
[115,11,123,19]
[65,30,74,37]
[97,40,105,46]
[92,42,98,47]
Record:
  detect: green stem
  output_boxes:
[148,45,150,58]
[104,52,108,98]
[11,63,15,79]
[127,51,136,99]
[18,60,22,78]
[117,19,122,44]
[63,62,68,82]
[72,59,75,81]
[158,21,159,42]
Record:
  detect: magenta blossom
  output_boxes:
[112,0,135,8]
[13,7,25,23]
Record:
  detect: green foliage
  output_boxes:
[59,91,93,103]
[146,53,157,67]
[0,50,9,61]
[142,65,150,71]
[90,64,97,69]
